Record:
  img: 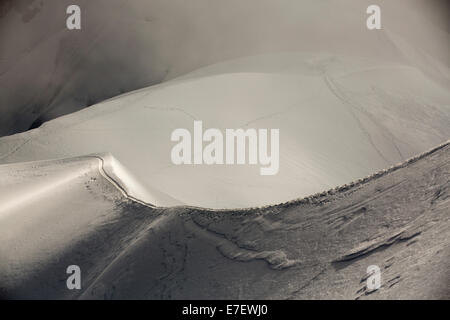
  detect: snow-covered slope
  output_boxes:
[0,153,181,219]
[1,0,448,300]
[1,0,448,136]
[0,53,449,208]
[1,142,448,299]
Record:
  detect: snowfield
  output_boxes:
[0,0,449,300]
[1,0,448,136]
[0,53,449,208]
[1,142,448,299]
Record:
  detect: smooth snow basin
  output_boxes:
[0,53,449,208]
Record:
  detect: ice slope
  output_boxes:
[1,0,448,136]
[1,142,448,299]
[0,53,449,208]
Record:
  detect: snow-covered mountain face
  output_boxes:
[0,1,449,299]
[1,143,449,299]
[0,0,449,208]
[0,52,449,208]
[0,0,448,136]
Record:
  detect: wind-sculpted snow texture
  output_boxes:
[1,142,448,299]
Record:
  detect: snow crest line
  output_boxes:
[96,140,449,213]
[86,155,156,208]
